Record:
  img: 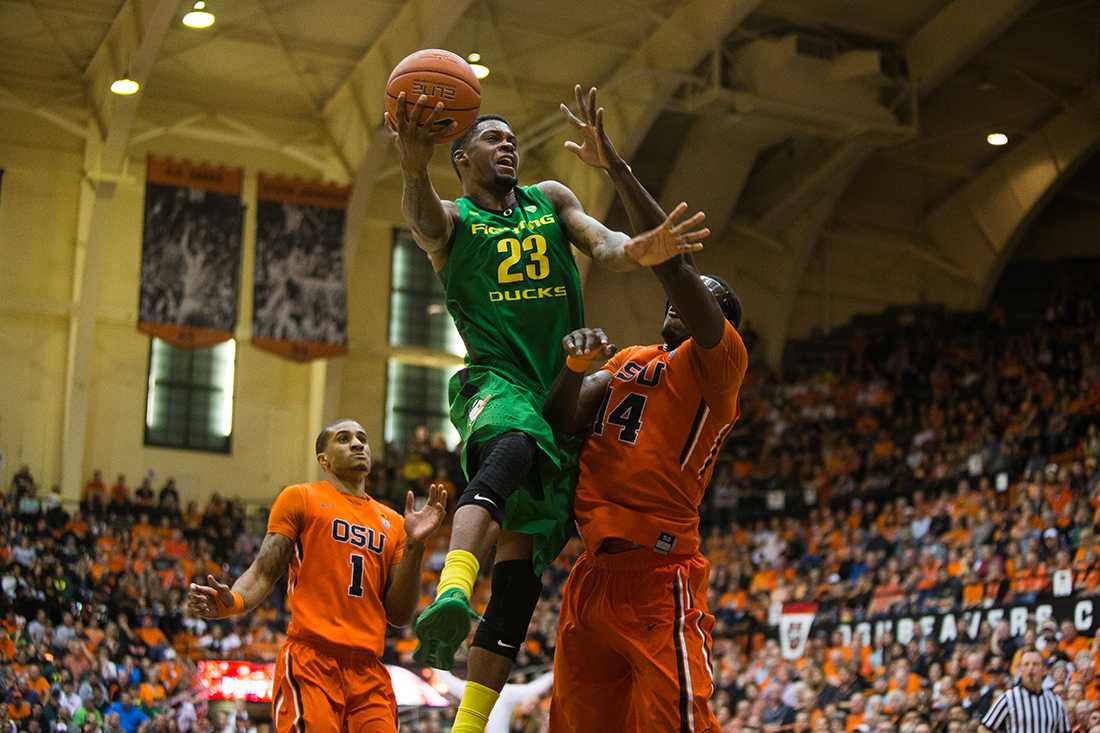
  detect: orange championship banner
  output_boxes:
[137,156,244,348]
[252,174,350,361]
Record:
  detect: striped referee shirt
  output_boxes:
[981,685,1069,733]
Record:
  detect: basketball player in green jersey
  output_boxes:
[389,91,708,731]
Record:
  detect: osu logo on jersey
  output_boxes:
[615,360,667,387]
[331,518,386,555]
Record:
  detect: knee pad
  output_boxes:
[456,432,536,524]
[472,559,542,661]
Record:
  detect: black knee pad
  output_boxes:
[472,559,542,661]
[456,432,536,524]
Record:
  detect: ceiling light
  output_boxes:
[467,52,490,80]
[183,1,215,28]
[986,132,1008,146]
[110,76,140,96]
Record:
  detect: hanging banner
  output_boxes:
[137,157,244,348]
[802,593,1100,649]
[780,602,817,659]
[252,175,349,361]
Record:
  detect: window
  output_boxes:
[383,359,460,448]
[144,338,236,452]
[388,229,465,355]
[386,230,464,450]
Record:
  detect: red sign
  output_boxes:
[198,660,452,707]
[197,661,275,702]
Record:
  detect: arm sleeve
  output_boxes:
[981,693,1008,731]
[266,486,306,542]
[682,321,749,403]
[1058,700,1070,733]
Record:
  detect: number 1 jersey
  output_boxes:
[267,481,406,656]
[574,322,749,556]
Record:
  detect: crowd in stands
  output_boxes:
[3,273,1100,732]
[0,469,275,733]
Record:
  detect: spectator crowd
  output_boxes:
[2,275,1100,732]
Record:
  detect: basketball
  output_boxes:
[385,49,481,143]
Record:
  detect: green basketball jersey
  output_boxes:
[439,184,583,395]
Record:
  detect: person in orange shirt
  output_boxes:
[845,693,867,732]
[138,676,167,709]
[186,419,447,733]
[25,664,50,700]
[109,474,130,512]
[0,631,14,662]
[6,691,30,721]
[1061,621,1092,660]
[82,469,107,513]
[134,615,169,658]
[543,171,747,731]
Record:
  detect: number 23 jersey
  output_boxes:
[574,321,749,556]
[439,184,584,395]
[267,481,406,656]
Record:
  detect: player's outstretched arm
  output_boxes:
[540,180,706,273]
[644,206,727,350]
[561,84,663,237]
[544,328,615,435]
[186,532,293,619]
[384,483,447,627]
[538,180,633,272]
[388,92,458,264]
[561,85,725,349]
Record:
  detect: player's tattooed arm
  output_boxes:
[541,180,705,274]
[390,92,458,265]
[539,180,637,272]
[400,170,458,263]
[544,328,615,434]
[234,532,294,611]
[186,532,293,619]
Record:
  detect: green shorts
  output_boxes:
[448,365,580,574]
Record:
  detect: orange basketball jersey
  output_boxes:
[267,481,406,656]
[575,321,748,556]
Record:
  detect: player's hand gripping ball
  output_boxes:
[384,49,481,144]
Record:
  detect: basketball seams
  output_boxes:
[384,49,482,142]
[386,49,481,92]
[383,92,480,112]
[387,70,481,97]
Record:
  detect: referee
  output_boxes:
[980,650,1069,733]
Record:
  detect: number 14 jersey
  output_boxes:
[574,322,749,557]
[267,481,406,656]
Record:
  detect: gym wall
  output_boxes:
[0,112,397,503]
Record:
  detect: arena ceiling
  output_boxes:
[1,0,1098,362]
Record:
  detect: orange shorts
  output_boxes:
[549,550,720,733]
[273,638,396,733]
